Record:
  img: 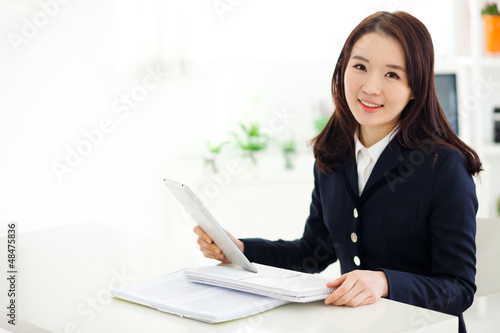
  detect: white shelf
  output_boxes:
[479,56,500,67]
[480,144,500,158]
[456,56,500,67]
[463,0,500,219]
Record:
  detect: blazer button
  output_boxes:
[353,208,358,218]
[354,256,360,266]
[351,232,358,243]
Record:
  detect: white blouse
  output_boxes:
[354,128,398,195]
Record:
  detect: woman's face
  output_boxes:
[344,32,414,138]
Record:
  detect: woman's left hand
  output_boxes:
[324,270,388,307]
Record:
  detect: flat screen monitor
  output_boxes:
[434,73,459,135]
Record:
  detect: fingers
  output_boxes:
[324,270,386,307]
[326,274,346,288]
[324,273,358,305]
[348,292,377,307]
[327,281,364,306]
[193,226,228,262]
[193,226,212,244]
[199,240,224,260]
[192,226,242,264]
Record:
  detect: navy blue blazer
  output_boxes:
[242,138,477,333]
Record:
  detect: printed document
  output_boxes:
[112,270,288,323]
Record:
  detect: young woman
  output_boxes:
[194,11,481,333]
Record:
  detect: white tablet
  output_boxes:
[164,179,258,273]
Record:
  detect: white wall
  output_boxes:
[1,0,497,245]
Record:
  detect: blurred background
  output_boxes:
[0,0,499,248]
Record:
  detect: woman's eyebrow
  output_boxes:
[352,55,406,72]
[352,55,369,62]
[386,64,406,72]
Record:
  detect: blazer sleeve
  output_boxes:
[381,150,477,317]
[242,163,338,273]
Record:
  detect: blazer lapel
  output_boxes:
[362,138,403,195]
[341,152,360,201]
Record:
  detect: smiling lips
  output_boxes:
[359,99,384,113]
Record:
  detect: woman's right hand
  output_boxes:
[193,226,244,263]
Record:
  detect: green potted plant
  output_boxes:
[282,136,297,170]
[497,195,500,218]
[204,139,227,174]
[232,122,270,164]
[313,101,333,134]
[482,3,500,54]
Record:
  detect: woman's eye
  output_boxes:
[353,64,366,71]
[386,72,400,79]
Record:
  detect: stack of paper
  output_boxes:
[184,263,335,303]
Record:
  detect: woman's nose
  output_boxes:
[362,75,382,95]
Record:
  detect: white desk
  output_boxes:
[0,223,458,333]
